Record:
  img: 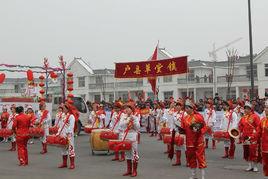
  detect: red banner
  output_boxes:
[115,56,188,78]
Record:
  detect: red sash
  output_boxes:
[39,110,49,127]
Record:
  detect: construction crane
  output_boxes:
[209,37,242,98]
[209,37,243,62]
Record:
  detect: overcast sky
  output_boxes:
[0,0,267,71]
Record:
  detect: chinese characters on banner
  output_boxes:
[115,56,188,78]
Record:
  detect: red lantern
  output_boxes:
[67,94,74,98]
[67,87,73,91]
[39,83,45,87]
[67,72,73,77]
[67,80,74,85]
[0,73,6,84]
[39,89,45,94]
[50,71,58,79]
[39,75,45,80]
[27,70,34,81]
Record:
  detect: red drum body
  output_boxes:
[0,129,13,137]
[47,135,68,147]
[108,140,132,152]
[100,131,119,141]
[29,127,44,137]
[213,131,230,141]
[163,134,184,146]
[160,127,170,135]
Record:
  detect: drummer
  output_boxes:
[57,102,76,169]
[203,99,216,149]
[171,100,187,166]
[7,104,17,151]
[110,101,125,161]
[88,102,106,129]
[119,102,140,177]
[220,100,238,159]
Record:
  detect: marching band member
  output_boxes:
[149,102,161,137]
[157,102,165,140]
[181,99,207,179]
[171,101,187,166]
[255,100,268,178]
[119,102,140,177]
[7,104,17,151]
[1,105,10,142]
[220,101,238,159]
[162,100,176,154]
[36,102,51,154]
[12,106,31,166]
[110,101,125,161]
[239,101,260,172]
[26,105,36,145]
[203,100,216,149]
[57,103,76,169]
[88,102,106,128]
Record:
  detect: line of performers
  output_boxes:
[0,102,77,169]
[87,97,268,179]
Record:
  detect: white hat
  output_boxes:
[185,99,195,109]
[26,105,33,110]
[244,101,252,109]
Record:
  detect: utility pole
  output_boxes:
[248,0,254,100]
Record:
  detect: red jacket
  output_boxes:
[181,112,206,147]
[12,113,31,136]
[239,112,260,141]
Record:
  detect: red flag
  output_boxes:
[148,44,158,94]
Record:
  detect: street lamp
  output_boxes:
[248,0,254,100]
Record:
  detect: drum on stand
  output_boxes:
[90,129,110,155]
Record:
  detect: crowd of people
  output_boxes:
[2,93,268,179]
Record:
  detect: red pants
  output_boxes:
[187,145,207,169]
[16,136,29,165]
[263,153,268,176]
[243,144,258,162]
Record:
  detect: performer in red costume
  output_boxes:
[181,99,207,179]
[239,101,260,172]
[12,106,31,166]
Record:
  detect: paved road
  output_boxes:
[0,133,263,179]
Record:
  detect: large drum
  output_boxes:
[47,135,68,148]
[108,140,132,152]
[90,129,110,155]
[213,131,230,141]
[29,127,44,137]
[0,129,13,137]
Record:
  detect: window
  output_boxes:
[96,76,103,84]
[109,94,114,103]
[122,93,128,102]
[265,64,268,77]
[163,76,172,83]
[188,69,195,81]
[246,65,257,78]
[163,91,173,100]
[78,77,85,87]
[54,97,58,104]
[14,84,19,93]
